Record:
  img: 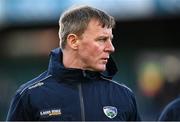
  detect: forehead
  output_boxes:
[86,19,112,35]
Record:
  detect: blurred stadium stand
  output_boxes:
[0,0,180,120]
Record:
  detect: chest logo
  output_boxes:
[40,109,61,117]
[103,106,117,119]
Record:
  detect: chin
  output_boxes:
[96,66,106,72]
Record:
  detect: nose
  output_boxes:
[105,40,115,54]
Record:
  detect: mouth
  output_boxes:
[101,58,109,64]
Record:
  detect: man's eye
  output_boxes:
[98,39,106,42]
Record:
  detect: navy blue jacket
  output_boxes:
[7,48,141,121]
[158,97,180,121]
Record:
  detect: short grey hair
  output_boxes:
[59,5,115,49]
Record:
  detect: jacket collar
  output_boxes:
[47,48,117,81]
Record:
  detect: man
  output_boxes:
[158,97,180,121]
[7,5,141,121]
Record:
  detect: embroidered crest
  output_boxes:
[103,106,117,119]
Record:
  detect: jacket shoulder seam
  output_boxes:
[19,75,52,95]
[101,76,133,93]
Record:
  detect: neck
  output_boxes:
[62,49,83,70]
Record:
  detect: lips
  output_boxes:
[102,58,108,60]
[101,58,109,64]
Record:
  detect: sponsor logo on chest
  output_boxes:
[40,109,61,117]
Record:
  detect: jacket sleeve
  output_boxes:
[6,90,33,121]
[125,87,141,121]
[131,94,141,121]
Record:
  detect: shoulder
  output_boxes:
[168,97,180,108]
[158,97,180,121]
[100,76,134,95]
[16,71,52,96]
[163,97,180,112]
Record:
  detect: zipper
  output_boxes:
[78,83,85,121]
[82,70,86,77]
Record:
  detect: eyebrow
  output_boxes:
[97,35,113,40]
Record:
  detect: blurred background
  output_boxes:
[0,0,180,120]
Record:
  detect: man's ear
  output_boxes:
[66,34,79,50]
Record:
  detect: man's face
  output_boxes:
[77,19,115,71]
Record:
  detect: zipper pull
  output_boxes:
[82,70,86,77]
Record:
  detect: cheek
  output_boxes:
[87,45,102,56]
[79,41,104,60]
